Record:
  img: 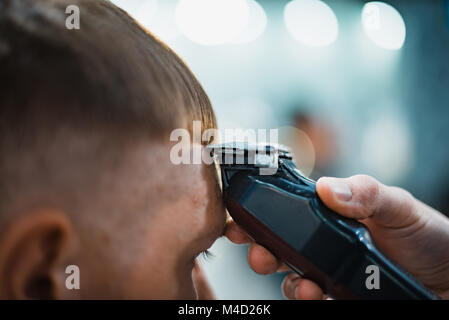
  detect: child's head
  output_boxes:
[0,0,226,299]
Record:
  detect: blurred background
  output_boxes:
[110,0,449,299]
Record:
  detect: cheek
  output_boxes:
[123,201,200,299]
[121,163,221,299]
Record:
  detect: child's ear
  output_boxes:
[0,210,78,299]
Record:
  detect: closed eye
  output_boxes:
[198,249,215,262]
[195,227,225,263]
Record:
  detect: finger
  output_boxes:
[248,243,281,274]
[226,221,290,272]
[316,175,418,228]
[276,263,291,273]
[281,273,302,300]
[295,279,325,300]
[281,273,324,300]
[226,220,291,273]
[224,220,253,244]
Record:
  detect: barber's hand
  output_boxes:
[225,175,449,300]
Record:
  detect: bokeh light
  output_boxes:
[136,0,180,42]
[175,0,249,46]
[278,126,316,178]
[110,0,158,21]
[362,1,406,50]
[284,0,339,47]
[230,0,267,44]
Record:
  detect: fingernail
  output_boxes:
[326,178,352,201]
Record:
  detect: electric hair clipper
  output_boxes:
[207,142,439,300]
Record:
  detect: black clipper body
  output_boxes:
[208,142,439,300]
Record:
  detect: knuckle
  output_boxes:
[389,186,416,212]
[350,175,381,218]
[394,186,414,202]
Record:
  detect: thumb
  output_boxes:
[316,175,419,229]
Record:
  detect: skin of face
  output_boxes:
[0,140,227,299]
[117,141,227,299]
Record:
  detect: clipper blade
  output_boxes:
[207,142,292,169]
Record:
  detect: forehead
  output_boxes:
[144,142,216,199]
